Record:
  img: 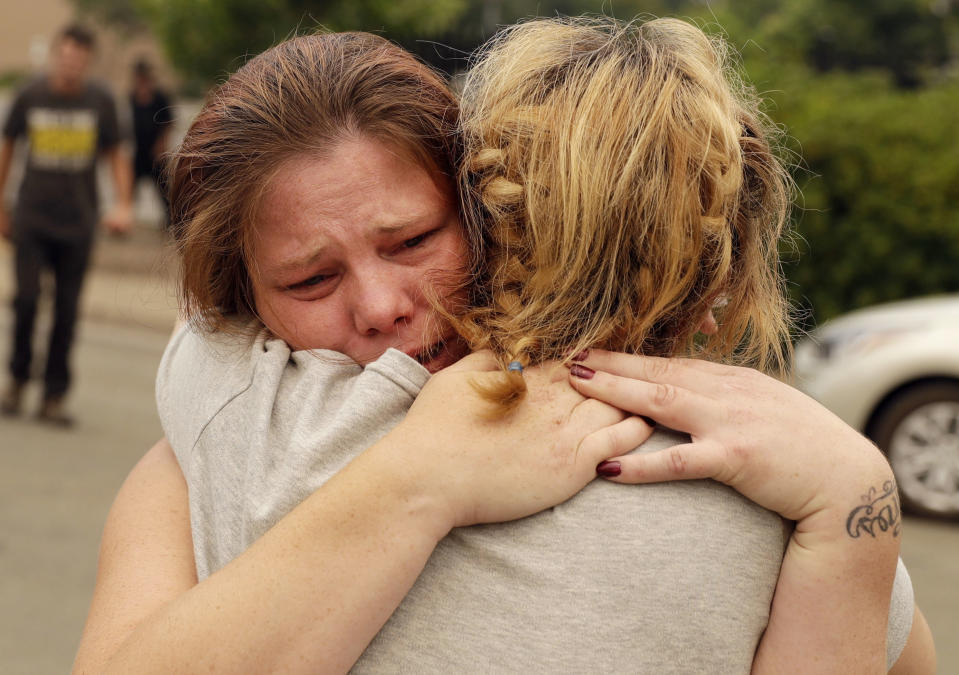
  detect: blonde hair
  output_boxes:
[449,16,793,411]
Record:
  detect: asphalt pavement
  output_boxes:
[0,226,956,673]
[0,224,177,674]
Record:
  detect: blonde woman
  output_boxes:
[452,17,932,671]
[76,21,933,674]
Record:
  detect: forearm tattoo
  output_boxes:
[846,480,901,539]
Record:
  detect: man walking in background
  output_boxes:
[0,23,132,426]
[130,58,173,228]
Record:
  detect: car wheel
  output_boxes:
[868,381,959,519]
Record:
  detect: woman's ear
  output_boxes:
[697,295,729,335]
[697,308,719,336]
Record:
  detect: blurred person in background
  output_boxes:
[0,23,132,426]
[129,58,172,228]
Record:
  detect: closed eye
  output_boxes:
[402,229,436,249]
[288,273,332,290]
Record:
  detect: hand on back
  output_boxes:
[384,350,654,530]
[567,349,896,531]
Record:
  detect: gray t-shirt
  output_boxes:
[2,76,121,240]
[157,324,914,672]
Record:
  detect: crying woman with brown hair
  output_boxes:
[76,17,933,674]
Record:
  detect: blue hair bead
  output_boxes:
[507,360,524,373]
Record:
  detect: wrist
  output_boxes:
[353,432,457,543]
[793,454,900,557]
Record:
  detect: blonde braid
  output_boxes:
[446,17,793,416]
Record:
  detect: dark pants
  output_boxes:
[9,227,93,399]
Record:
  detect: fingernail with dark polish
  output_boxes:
[570,364,595,380]
[596,460,621,477]
[570,349,589,362]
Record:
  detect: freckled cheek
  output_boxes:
[254,294,299,347]
[254,293,345,352]
[289,302,354,352]
[422,233,471,302]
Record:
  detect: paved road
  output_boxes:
[0,235,957,672]
[902,516,959,669]
[0,318,170,674]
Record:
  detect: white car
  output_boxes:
[794,294,959,519]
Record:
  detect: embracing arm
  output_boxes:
[751,470,901,674]
[76,354,645,673]
[83,436,452,674]
[73,439,197,672]
[568,351,936,674]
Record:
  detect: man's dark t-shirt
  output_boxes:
[3,77,121,241]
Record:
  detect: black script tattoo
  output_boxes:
[846,481,901,539]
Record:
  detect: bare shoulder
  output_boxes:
[72,438,197,674]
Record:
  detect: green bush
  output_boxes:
[757,68,959,326]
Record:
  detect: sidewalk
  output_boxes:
[0,222,179,674]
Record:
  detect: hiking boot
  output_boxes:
[36,396,75,428]
[1,381,25,417]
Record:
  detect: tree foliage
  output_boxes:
[774,72,959,324]
[73,0,959,325]
[75,0,469,90]
[676,1,959,324]
[73,0,712,86]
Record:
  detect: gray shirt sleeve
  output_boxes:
[887,556,915,669]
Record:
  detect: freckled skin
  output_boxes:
[251,135,470,372]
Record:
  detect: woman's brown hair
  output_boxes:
[167,31,461,332]
[449,17,794,412]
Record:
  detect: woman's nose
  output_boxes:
[351,273,416,336]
